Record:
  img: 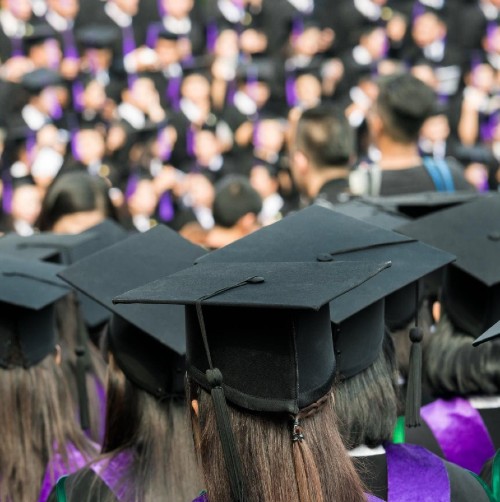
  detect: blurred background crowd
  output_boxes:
[1,0,500,247]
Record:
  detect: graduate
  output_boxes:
[0,256,98,502]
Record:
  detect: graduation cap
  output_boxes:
[0,256,70,369]
[195,205,455,425]
[473,321,500,347]
[0,220,129,327]
[398,194,500,338]
[157,28,180,42]
[23,24,57,51]
[113,259,389,499]
[21,68,64,95]
[362,191,487,219]
[76,25,120,50]
[58,225,207,397]
[331,198,411,230]
[237,58,274,84]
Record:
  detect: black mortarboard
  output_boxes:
[113,260,390,413]
[157,28,180,41]
[196,205,453,361]
[21,68,63,95]
[0,220,129,327]
[237,58,274,84]
[331,198,411,230]
[473,321,500,346]
[362,191,487,219]
[58,225,206,397]
[23,24,57,51]
[0,256,69,369]
[76,25,120,50]
[113,259,389,500]
[398,195,500,338]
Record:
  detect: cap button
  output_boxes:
[247,276,265,284]
[317,253,333,262]
[488,231,500,242]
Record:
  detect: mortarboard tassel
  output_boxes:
[405,281,423,427]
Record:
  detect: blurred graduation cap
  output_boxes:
[22,23,57,52]
[76,25,120,50]
[398,194,500,338]
[58,225,207,397]
[331,198,411,230]
[195,205,455,425]
[237,57,274,84]
[157,27,180,42]
[0,220,129,327]
[113,259,389,499]
[0,256,70,369]
[473,321,500,346]
[362,191,488,219]
[21,68,64,95]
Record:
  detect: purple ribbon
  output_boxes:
[125,174,139,200]
[11,36,23,57]
[157,128,172,161]
[72,80,84,112]
[39,442,94,502]
[285,75,296,107]
[157,0,167,17]
[158,191,175,221]
[90,450,134,501]
[146,23,162,49]
[386,442,450,501]
[2,178,13,213]
[206,22,218,53]
[62,28,78,60]
[421,397,495,474]
[167,75,181,110]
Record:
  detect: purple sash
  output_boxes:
[421,397,495,474]
[386,442,450,501]
[90,450,134,501]
[38,442,95,502]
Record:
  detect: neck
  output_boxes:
[377,137,421,170]
[306,166,349,199]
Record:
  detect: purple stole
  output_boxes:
[38,442,94,502]
[421,397,496,474]
[89,450,134,501]
[385,442,450,501]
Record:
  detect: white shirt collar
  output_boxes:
[0,10,27,38]
[353,0,381,21]
[348,444,386,457]
[118,102,146,129]
[46,10,73,32]
[21,104,49,131]
[105,2,132,28]
[163,16,191,35]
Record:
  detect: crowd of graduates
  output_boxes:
[1,1,500,501]
[1,0,500,246]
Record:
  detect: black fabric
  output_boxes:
[404,415,445,458]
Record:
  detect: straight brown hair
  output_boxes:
[188,380,367,502]
[0,354,96,502]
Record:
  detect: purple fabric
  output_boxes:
[11,36,23,56]
[386,442,450,501]
[167,75,181,110]
[38,442,94,502]
[122,25,136,56]
[146,23,162,49]
[158,191,175,221]
[206,22,217,53]
[90,450,134,501]
[157,128,172,161]
[157,0,166,17]
[72,80,84,112]
[125,174,139,200]
[94,375,107,444]
[285,75,296,107]
[62,28,78,59]
[186,125,195,156]
[420,397,495,474]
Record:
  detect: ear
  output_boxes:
[54,344,62,366]
[292,149,310,176]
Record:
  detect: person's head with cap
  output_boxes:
[0,256,97,501]
[293,66,322,109]
[38,171,118,233]
[23,24,62,69]
[196,205,455,430]
[398,195,500,398]
[290,104,354,200]
[57,225,206,500]
[180,62,212,106]
[369,73,436,150]
[76,25,119,72]
[20,68,65,116]
[154,28,182,67]
[206,176,262,249]
[113,259,391,501]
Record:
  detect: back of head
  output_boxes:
[38,172,117,231]
[375,73,436,144]
[295,104,354,169]
[212,176,262,228]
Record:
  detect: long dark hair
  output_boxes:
[0,352,96,502]
[424,314,500,397]
[187,380,367,502]
[37,171,118,231]
[75,354,202,502]
[333,333,400,449]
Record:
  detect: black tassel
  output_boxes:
[405,326,423,427]
[75,345,90,430]
[207,368,245,501]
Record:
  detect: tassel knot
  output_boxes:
[206,368,223,388]
[409,326,423,343]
